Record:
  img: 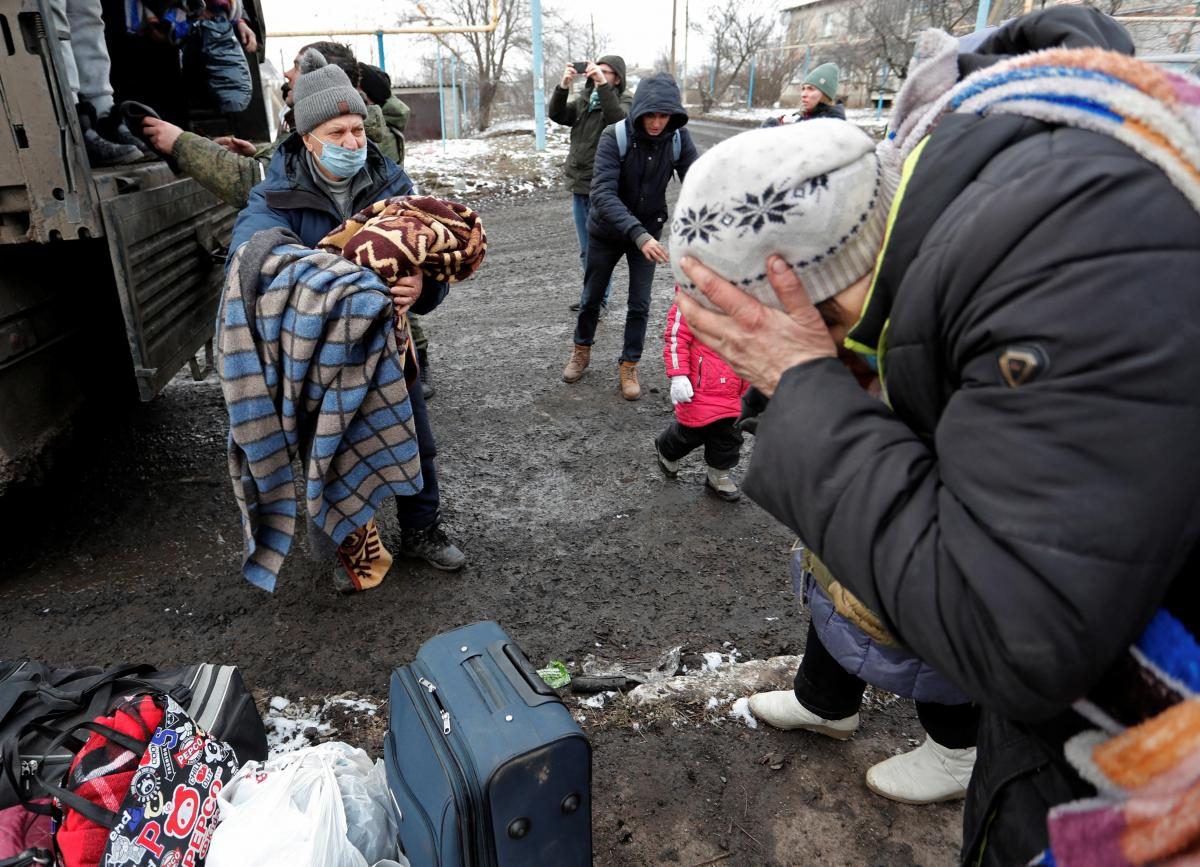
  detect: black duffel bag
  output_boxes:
[0,660,267,812]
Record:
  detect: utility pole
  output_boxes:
[975,0,993,31]
[671,0,678,78]
[683,0,689,91]
[532,0,546,151]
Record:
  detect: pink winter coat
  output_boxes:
[663,301,749,428]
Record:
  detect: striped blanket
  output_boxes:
[217,227,423,592]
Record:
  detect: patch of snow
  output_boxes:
[268,696,290,711]
[579,692,613,709]
[328,697,379,716]
[701,652,725,672]
[729,697,758,729]
[263,700,334,755]
[706,696,721,709]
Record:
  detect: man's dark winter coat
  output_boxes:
[743,8,1200,865]
[548,54,632,195]
[587,73,699,248]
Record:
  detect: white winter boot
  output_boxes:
[865,735,977,804]
[705,465,741,501]
[746,690,859,740]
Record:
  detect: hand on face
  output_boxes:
[674,255,837,397]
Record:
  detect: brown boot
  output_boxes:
[562,344,591,383]
[618,360,641,400]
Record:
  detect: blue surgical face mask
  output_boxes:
[312,134,367,178]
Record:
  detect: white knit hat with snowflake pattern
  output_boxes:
[669,119,899,308]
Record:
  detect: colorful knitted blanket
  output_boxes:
[318,195,487,356]
[883,33,1200,214]
[218,227,422,592]
[1030,611,1200,866]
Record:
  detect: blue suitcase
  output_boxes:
[384,621,592,867]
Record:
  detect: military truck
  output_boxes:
[0,0,270,494]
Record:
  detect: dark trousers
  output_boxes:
[395,364,439,529]
[656,418,744,470]
[573,233,657,363]
[793,620,979,749]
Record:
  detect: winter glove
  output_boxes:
[735,387,769,435]
[670,376,694,405]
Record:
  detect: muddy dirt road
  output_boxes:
[0,120,962,865]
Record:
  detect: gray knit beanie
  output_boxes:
[293,48,367,135]
[669,119,899,309]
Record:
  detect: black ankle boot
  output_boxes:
[77,101,141,167]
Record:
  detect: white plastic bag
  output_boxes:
[207,742,403,867]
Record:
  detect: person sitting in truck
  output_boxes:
[50,0,151,167]
[139,40,358,209]
[227,48,466,574]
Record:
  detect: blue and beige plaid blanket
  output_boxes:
[218,228,423,591]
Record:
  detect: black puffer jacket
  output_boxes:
[743,9,1200,865]
[587,73,699,246]
[548,54,632,195]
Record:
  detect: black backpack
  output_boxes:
[0,660,267,812]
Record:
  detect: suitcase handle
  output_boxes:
[491,641,560,706]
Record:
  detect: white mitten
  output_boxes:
[670,376,694,405]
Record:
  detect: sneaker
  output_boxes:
[76,101,141,167]
[98,113,154,157]
[654,439,679,478]
[865,736,977,805]
[747,690,859,740]
[400,522,467,571]
[83,128,141,167]
[705,466,741,501]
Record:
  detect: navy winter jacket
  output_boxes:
[587,73,699,246]
[229,134,446,315]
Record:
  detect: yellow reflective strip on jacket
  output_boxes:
[843,135,932,358]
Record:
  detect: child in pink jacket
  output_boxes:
[655,296,750,501]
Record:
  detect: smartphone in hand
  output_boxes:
[573,61,588,73]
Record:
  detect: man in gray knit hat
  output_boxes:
[229,48,469,578]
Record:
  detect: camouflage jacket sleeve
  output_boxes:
[382,96,411,133]
[174,132,267,210]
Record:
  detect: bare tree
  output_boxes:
[705,0,781,104]
[752,38,801,106]
[846,0,977,81]
[403,0,532,131]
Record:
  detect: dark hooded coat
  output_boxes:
[548,54,633,195]
[586,73,699,247]
[742,8,1199,864]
